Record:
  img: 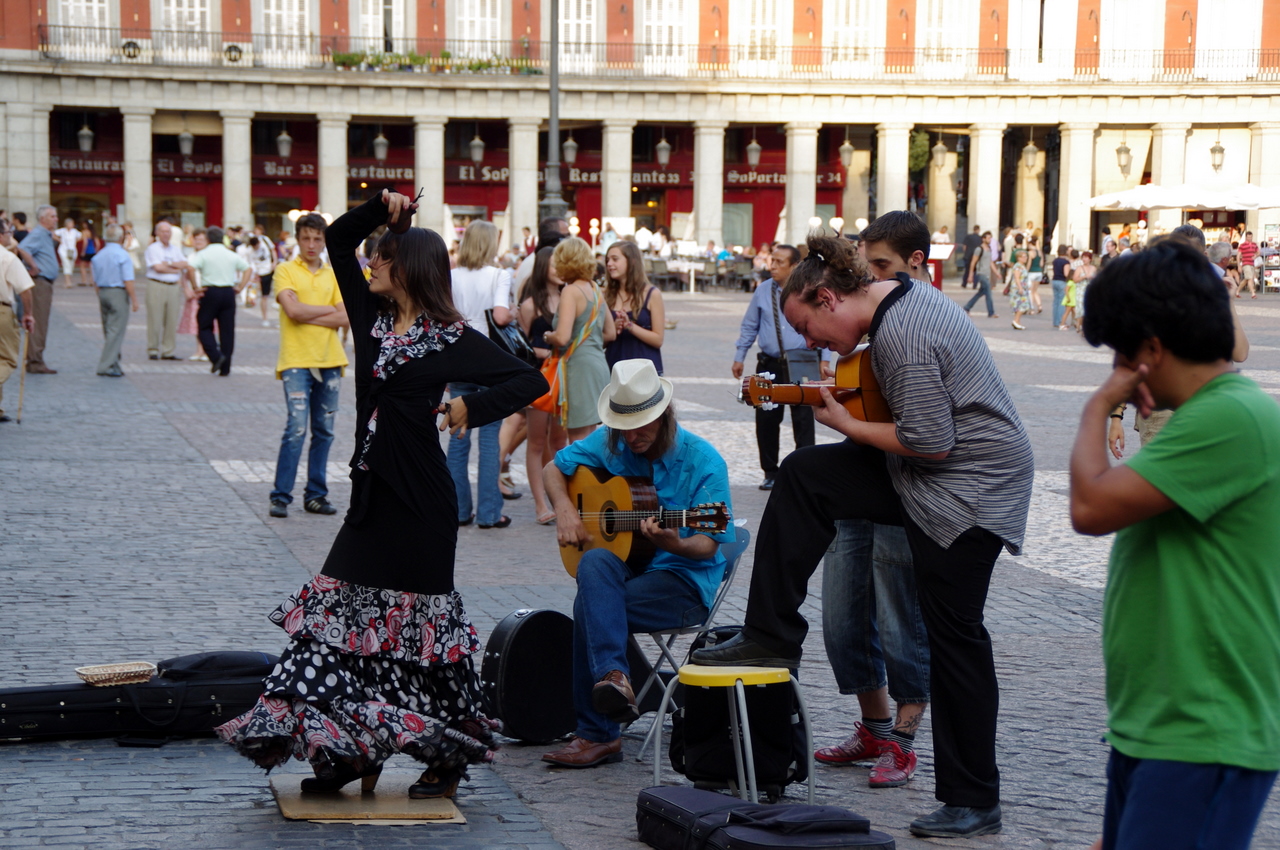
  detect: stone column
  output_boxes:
[414,118,446,233]
[4,105,48,216]
[1149,123,1190,235]
[693,120,728,248]
[1250,122,1280,241]
[317,113,351,218]
[120,106,156,230]
[1056,123,1099,250]
[601,119,637,221]
[220,110,254,230]
[967,123,1007,237]
[507,119,541,244]
[925,148,960,242]
[875,122,913,217]
[784,122,821,246]
[840,127,874,229]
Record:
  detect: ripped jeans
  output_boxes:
[271,367,341,504]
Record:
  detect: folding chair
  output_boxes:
[630,520,751,760]
[649,259,677,291]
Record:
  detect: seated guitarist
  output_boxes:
[541,359,733,769]
[692,230,1034,839]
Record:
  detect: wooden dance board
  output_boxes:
[270,770,465,824]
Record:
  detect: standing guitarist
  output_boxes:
[541,359,733,769]
[694,228,1033,839]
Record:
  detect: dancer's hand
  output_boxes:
[382,190,417,234]
[437,397,469,437]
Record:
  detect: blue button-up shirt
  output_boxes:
[23,226,58,281]
[734,279,811,361]
[90,242,134,288]
[553,426,733,609]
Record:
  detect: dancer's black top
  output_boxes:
[320,193,547,593]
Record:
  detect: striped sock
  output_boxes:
[863,717,893,740]
[888,728,915,755]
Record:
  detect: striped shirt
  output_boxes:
[869,276,1034,554]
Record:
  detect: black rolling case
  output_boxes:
[637,786,895,850]
[0,651,277,744]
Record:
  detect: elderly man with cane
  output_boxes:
[0,219,36,422]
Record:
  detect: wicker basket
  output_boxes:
[75,661,157,687]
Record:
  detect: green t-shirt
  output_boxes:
[1105,372,1280,770]
[189,244,249,287]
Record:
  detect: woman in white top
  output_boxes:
[446,220,517,528]
[247,236,277,325]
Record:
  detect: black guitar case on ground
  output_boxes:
[637,786,895,850]
[0,651,277,745]
[480,608,669,743]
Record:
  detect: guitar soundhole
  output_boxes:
[600,501,618,541]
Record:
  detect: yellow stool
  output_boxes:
[652,664,815,804]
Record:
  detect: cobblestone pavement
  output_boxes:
[3,280,1280,848]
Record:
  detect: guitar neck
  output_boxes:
[579,508,702,531]
[758,384,861,406]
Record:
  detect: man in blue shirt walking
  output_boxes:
[22,205,61,374]
[90,224,138,377]
[731,244,815,489]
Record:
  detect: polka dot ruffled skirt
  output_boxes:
[214,575,497,774]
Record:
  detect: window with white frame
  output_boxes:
[159,0,209,32]
[827,0,875,60]
[358,0,404,51]
[917,0,976,61]
[560,0,596,69]
[729,0,792,65]
[56,0,109,27]
[263,0,309,39]
[641,0,691,71]
[455,0,499,44]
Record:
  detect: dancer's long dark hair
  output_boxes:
[371,226,462,324]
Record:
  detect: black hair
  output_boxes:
[368,226,463,324]
[782,234,870,307]
[858,211,930,267]
[772,243,800,266]
[519,246,558,324]
[605,403,678,458]
[295,213,327,237]
[1082,238,1234,364]
[1169,224,1207,251]
[206,226,224,244]
[12,212,25,225]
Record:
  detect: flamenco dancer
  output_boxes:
[216,189,547,798]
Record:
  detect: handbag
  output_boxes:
[770,282,823,384]
[531,283,602,422]
[486,308,538,367]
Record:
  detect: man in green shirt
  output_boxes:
[1070,237,1280,850]
[189,225,251,376]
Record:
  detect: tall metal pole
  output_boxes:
[539,0,569,221]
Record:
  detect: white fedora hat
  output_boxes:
[597,359,674,430]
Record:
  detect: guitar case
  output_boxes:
[0,651,277,745]
[480,608,670,743]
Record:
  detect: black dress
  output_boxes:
[216,195,548,779]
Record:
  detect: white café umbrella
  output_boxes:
[1090,182,1280,211]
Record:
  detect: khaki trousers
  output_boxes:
[97,287,130,374]
[25,276,52,368]
[0,303,18,415]
[145,279,185,357]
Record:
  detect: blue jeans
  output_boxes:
[271,367,340,504]
[821,519,930,703]
[1051,278,1067,327]
[572,550,706,742]
[962,274,995,317]
[446,382,503,525]
[1103,748,1278,850]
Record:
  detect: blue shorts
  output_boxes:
[1103,747,1277,850]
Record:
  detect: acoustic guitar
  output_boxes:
[560,466,730,577]
[739,344,893,423]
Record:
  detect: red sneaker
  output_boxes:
[868,740,917,788]
[814,722,889,765]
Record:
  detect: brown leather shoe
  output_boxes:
[541,736,623,768]
[591,670,639,723]
[26,364,57,374]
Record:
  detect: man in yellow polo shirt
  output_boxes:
[269,213,349,519]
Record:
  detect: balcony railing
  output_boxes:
[36,27,1280,83]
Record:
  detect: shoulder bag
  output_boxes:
[531,283,602,423]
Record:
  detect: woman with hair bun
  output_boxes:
[216,190,546,802]
[694,223,1032,840]
[544,236,617,442]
